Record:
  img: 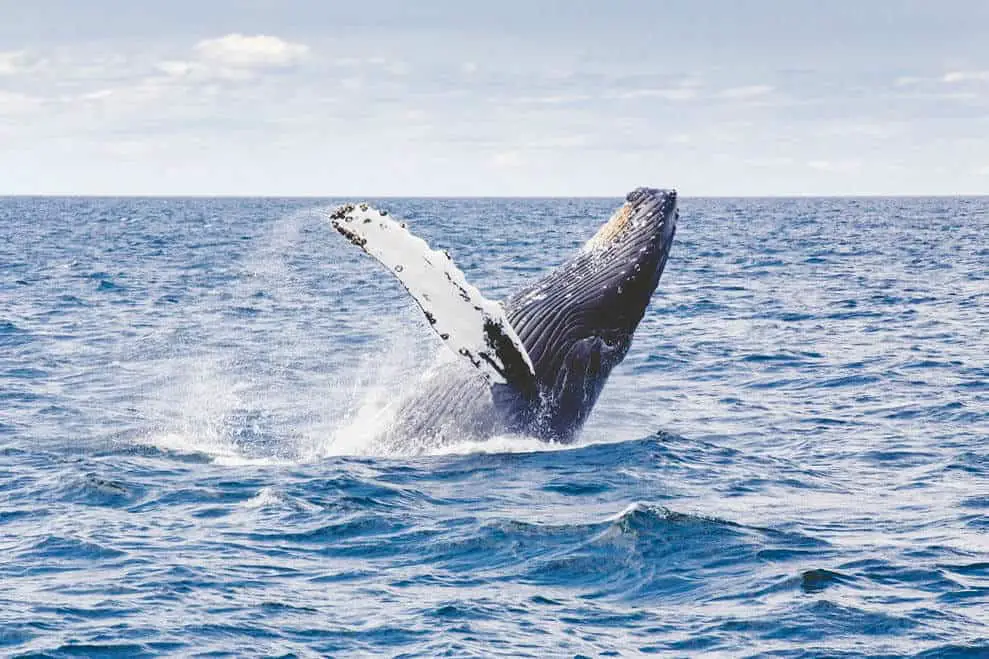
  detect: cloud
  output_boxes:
[891,71,989,87]
[807,159,862,173]
[614,87,697,101]
[195,34,309,68]
[719,84,774,99]
[510,94,591,105]
[822,121,902,139]
[942,71,989,83]
[611,82,774,103]
[158,33,310,81]
[894,76,923,86]
[156,60,195,77]
[5,5,989,196]
[0,51,27,76]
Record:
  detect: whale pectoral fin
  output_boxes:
[330,203,537,395]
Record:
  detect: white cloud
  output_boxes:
[894,76,923,86]
[80,89,116,101]
[719,84,774,99]
[194,34,309,68]
[977,165,989,176]
[158,34,310,81]
[511,94,591,105]
[0,51,27,75]
[615,87,697,101]
[942,71,989,83]
[156,60,195,77]
[523,135,587,149]
[822,121,902,139]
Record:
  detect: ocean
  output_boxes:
[1,196,987,657]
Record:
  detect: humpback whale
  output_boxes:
[331,187,678,449]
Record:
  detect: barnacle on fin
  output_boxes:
[329,203,355,220]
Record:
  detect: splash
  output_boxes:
[431,433,571,456]
[135,354,295,466]
[296,326,434,459]
[129,205,591,463]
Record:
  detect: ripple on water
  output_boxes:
[1,197,987,656]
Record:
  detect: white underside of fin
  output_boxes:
[330,203,535,387]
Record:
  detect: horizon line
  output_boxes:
[3,193,989,200]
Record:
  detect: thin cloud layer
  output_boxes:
[943,71,989,83]
[1,1,988,195]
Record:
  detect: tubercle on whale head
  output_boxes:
[603,187,677,333]
[583,187,678,253]
[572,187,678,337]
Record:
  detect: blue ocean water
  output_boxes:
[1,195,987,657]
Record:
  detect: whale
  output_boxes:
[330,187,678,450]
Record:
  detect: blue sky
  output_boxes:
[2,0,988,195]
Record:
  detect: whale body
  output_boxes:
[331,187,678,450]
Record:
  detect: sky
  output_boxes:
[2,0,989,196]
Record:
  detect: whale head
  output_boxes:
[506,187,678,440]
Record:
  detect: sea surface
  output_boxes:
[1,196,987,657]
